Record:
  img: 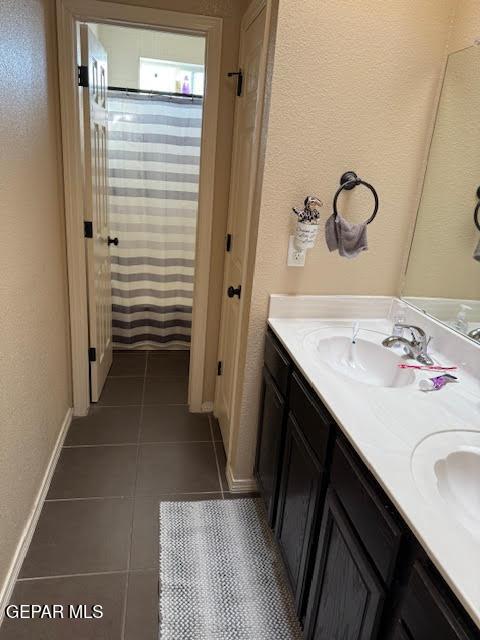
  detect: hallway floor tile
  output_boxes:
[47,445,138,499]
[0,573,126,640]
[1,350,231,639]
[65,406,141,445]
[19,498,133,579]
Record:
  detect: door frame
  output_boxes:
[56,0,222,415]
[213,0,272,486]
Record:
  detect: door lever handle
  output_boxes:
[227,285,241,299]
[108,236,119,246]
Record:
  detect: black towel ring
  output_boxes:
[333,171,379,225]
[474,186,480,231]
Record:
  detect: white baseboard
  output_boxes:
[226,463,258,493]
[0,408,73,624]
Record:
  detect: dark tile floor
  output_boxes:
[0,350,228,640]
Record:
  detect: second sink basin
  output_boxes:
[412,430,480,539]
[309,335,415,388]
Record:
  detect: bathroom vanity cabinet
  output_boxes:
[392,562,475,640]
[254,328,479,640]
[255,331,291,526]
[275,371,334,622]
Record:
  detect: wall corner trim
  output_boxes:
[226,463,258,494]
[0,408,73,624]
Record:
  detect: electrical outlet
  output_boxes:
[287,235,306,267]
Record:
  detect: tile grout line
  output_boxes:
[108,375,187,380]
[17,569,128,582]
[100,403,188,408]
[208,414,224,499]
[45,491,224,503]
[120,350,149,640]
[63,439,213,448]
[87,402,190,408]
[17,568,158,583]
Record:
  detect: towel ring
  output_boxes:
[474,186,480,231]
[333,171,379,225]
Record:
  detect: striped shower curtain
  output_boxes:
[107,91,203,349]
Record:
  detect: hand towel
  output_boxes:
[325,212,368,258]
[473,239,480,262]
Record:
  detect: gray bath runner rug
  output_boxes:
[158,498,302,639]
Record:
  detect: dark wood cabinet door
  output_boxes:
[275,414,324,620]
[390,621,413,640]
[255,367,286,525]
[305,489,385,640]
[394,562,475,640]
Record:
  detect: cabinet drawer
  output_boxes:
[330,438,403,587]
[264,329,290,396]
[399,563,474,640]
[289,372,333,467]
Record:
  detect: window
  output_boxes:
[139,58,205,96]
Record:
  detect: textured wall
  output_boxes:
[230,0,457,481]
[98,0,250,402]
[96,24,205,89]
[448,0,480,53]
[404,45,480,300]
[0,0,71,593]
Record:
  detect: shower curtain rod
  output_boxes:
[108,85,203,100]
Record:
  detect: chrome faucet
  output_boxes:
[382,324,434,365]
[468,327,480,342]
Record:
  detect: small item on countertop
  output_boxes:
[450,303,471,333]
[419,374,458,392]
[392,301,407,337]
[397,363,458,371]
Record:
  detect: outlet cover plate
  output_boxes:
[287,235,306,267]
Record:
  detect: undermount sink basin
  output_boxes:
[412,431,480,538]
[305,335,415,388]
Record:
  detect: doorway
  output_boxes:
[57,1,222,415]
[83,22,206,401]
[97,25,204,358]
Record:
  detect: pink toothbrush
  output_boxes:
[397,363,458,372]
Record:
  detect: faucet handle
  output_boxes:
[409,329,424,346]
[394,324,425,344]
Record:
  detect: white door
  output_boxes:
[214,1,267,447]
[80,25,113,402]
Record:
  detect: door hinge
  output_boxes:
[78,65,89,88]
[225,233,232,252]
[227,69,243,97]
[217,361,223,376]
[84,221,93,238]
[88,347,97,362]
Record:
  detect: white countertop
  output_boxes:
[268,295,480,628]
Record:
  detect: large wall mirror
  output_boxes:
[402,44,480,343]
